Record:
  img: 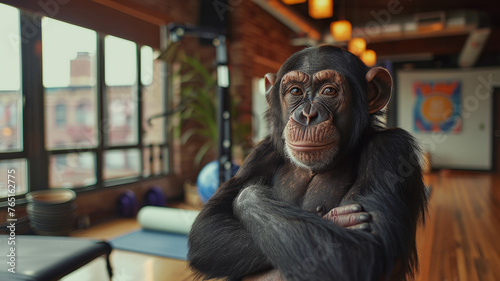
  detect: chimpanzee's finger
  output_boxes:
[323,204,363,219]
[326,212,371,228]
[347,222,371,232]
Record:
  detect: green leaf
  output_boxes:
[182,56,216,86]
[165,51,251,164]
[194,141,215,167]
[180,70,199,84]
[181,128,206,144]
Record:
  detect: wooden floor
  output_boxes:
[416,171,500,281]
[65,172,500,281]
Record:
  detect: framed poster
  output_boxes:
[413,80,461,133]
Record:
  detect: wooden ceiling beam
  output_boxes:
[368,35,468,57]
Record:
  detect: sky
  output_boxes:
[0,4,21,91]
[0,3,153,90]
[42,16,98,88]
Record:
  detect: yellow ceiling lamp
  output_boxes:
[348,37,366,55]
[309,0,333,19]
[282,0,306,4]
[330,20,351,42]
[329,0,351,42]
[361,49,377,66]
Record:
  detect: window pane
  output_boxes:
[104,149,140,180]
[151,145,162,176]
[163,146,170,174]
[0,159,28,198]
[142,147,151,177]
[0,4,22,152]
[142,47,166,145]
[105,36,138,146]
[143,145,164,176]
[49,153,96,188]
[42,17,98,150]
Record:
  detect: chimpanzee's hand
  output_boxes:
[322,204,371,232]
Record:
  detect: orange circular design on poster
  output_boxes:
[421,95,453,123]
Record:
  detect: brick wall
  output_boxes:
[230,1,302,140]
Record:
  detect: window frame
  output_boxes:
[0,6,170,204]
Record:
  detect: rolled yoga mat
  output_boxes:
[137,206,200,234]
[110,207,200,260]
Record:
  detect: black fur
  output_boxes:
[187,46,428,281]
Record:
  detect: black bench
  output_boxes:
[0,235,112,281]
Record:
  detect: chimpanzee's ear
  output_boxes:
[366,67,392,114]
[264,73,276,106]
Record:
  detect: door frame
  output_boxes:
[493,87,500,172]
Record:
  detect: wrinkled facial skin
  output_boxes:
[281,69,353,171]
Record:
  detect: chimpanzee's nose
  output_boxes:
[302,104,318,125]
[292,103,327,126]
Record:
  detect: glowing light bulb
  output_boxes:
[309,0,333,19]
[282,0,306,4]
[361,49,377,67]
[348,37,366,55]
[330,20,352,42]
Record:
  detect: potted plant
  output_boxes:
[154,45,251,205]
[165,48,250,166]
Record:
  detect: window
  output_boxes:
[142,46,166,145]
[0,4,170,201]
[0,4,28,199]
[105,35,138,146]
[42,17,98,150]
[0,4,22,153]
[104,149,141,180]
[141,46,167,176]
[0,159,28,197]
[142,145,165,177]
[76,102,93,126]
[49,153,96,188]
[55,103,67,127]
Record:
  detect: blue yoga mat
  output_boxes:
[111,229,189,260]
[110,207,200,260]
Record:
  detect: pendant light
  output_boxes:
[348,37,366,55]
[329,0,351,41]
[330,20,351,42]
[283,0,306,4]
[309,0,333,19]
[361,49,377,66]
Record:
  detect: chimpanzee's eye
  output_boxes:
[322,87,336,95]
[290,87,302,96]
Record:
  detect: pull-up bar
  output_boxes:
[165,23,233,184]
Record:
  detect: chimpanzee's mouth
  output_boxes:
[286,141,336,152]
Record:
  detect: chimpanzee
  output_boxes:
[187,45,428,281]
